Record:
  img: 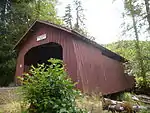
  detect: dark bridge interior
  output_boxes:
[24,42,63,72]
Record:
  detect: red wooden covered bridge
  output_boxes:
[14,20,135,95]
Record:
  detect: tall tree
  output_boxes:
[63,4,73,29]
[63,1,95,40]
[114,0,150,33]
[0,0,62,86]
[73,0,86,33]
[31,0,62,24]
[114,0,150,87]
[0,0,33,86]
[125,0,145,82]
[144,0,150,30]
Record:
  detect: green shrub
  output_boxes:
[121,92,132,101]
[20,59,86,113]
[117,92,132,101]
[136,77,150,89]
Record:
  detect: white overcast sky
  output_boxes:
[57,0,124,44]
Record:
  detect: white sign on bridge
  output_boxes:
[37,34,46,41]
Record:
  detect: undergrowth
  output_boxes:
[19,59,86,113]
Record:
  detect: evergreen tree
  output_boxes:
[63,4,73,29]
[73,0,86,33]
[0,0,62,86]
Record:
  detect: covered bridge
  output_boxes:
[14,20,135,95]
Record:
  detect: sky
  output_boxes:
[57,0,124,44]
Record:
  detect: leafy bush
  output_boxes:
[20,59,86,113]
[121,92,132,101]
[117,92,132,102]
[136,77,150,89]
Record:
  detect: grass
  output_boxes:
[0,102,23,113]
[2,88,149,113]
[0,88,108,113]
[0,88,18,104]
[76,93,103,113]
[0,87,28,113]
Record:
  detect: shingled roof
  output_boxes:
[14,20,127,63]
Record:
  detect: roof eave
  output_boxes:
[13,21,37,50]
[14,20,127,63]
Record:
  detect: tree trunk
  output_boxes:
[131,7,147,86]
[144,0,150,30]
[76,6,79,30]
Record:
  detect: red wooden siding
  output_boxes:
[15,23,77,84]
[15,21,135,95]
[72,38,132,94]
